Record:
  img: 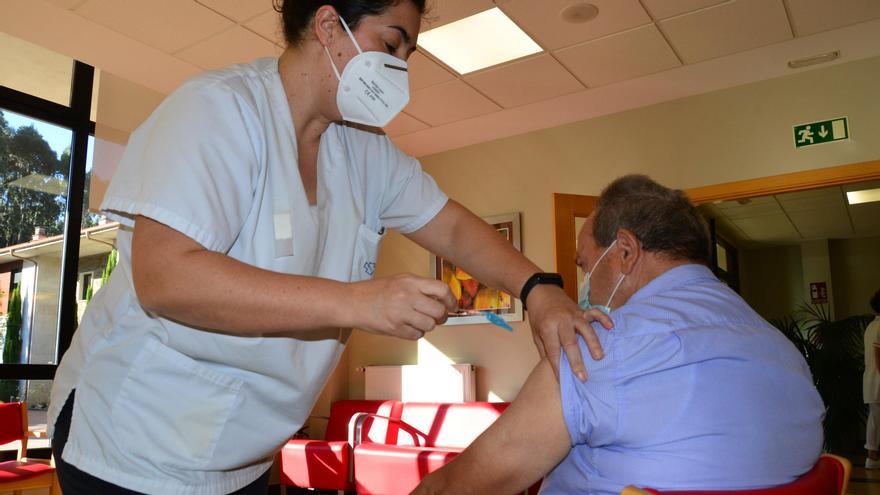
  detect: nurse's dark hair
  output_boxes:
[592,174,711,264]
[274,0,427,46]
[871,289,880,313]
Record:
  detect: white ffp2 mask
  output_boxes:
[324,15,410,128]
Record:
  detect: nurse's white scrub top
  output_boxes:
[47,57,448,495]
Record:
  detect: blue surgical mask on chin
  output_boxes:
[578,240,626,315]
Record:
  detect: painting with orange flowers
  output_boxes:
[432,213,523,326]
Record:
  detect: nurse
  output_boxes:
[48,1,608,493]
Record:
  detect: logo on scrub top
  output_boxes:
[363,262,376,276]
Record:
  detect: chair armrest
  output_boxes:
[348,413,428,448]
[620,486,653,495]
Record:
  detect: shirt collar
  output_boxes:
[625,263,716,306]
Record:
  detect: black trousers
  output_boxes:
[52,390,270,495]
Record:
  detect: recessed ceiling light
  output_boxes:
[846,188,880,205]
[787,50,840,69]
[417,7,543,75]
[561,3,599,24]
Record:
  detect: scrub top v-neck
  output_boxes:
[48,57,448,495]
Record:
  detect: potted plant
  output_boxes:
[774,303,873,453]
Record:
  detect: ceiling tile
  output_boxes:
[195,0,272,22]
[406,80,501,126]
[850,204,880,236]
[721,200,784,220]
[777,188,844,211]
[501,0,651,51]
[384,112,429,137]
[640,0,728,20]
[409,51,456,91]
[732,214,800,242]
[786,208,853,239]
[776,186,840,201]
[421,0,497,30]
[176,26,278,70]
[74,0,233,54]
[464,54,584,108]
[786,0,880,37]
[244,9,285,45]
[713,195,776,210]
[554,24,680,87]
[843,179,880,193]
[659,0,792,64]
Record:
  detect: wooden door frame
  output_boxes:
[553,193,598,301]
[553,159,880,300]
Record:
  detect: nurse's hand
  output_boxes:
[525,284,613,382]
[350,274,458,340]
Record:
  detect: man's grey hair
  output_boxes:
[592,175,710,264]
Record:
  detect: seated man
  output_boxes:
[414,175,824,495]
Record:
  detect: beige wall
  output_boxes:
[90,72,165,211]
[344,55,880,403]
[739,244,804,322]
[830,235,880,319]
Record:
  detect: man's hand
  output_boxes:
[525,284,613,381]
[350,274,458,340]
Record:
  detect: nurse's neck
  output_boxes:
[278,45,335,149]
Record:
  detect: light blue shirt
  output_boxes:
[541,264,824,494]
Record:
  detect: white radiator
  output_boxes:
[364,364,476,402]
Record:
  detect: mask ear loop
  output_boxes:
[323,15,362,81]
[604,273,626,310]
[337,15,363,54]
[587,239,617,277]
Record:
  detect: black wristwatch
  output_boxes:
[520,272,564,311]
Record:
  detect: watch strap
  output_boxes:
[520,272,564,311]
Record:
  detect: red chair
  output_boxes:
[0,401,59,495]
[620,453,851,495]
[352,402,510,495]
[279,399,402,493]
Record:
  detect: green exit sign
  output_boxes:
[793,117,849,148]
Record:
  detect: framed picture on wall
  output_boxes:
[431,212,524,326]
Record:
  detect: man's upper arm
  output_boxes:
[558,332,619,446]
[418,359,571,494]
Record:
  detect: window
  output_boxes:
[716,242,728,273]
[79,272,94,301]
[0,32,95,434]
[714,237,740,292]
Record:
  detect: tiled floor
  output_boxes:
[849,457,880,495]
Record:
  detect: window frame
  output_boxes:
[78,272,96,302]
[0,60,95,381]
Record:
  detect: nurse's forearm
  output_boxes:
[407,201,541,299]
[131,215,453,337]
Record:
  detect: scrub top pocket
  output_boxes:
[351,223,384,281]
[110,339,243,470]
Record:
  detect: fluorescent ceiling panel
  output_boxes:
[846,188,880,205]
[418,8,542,75]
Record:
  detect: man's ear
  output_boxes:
[616,228,641,275]
[313,5,339,47]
